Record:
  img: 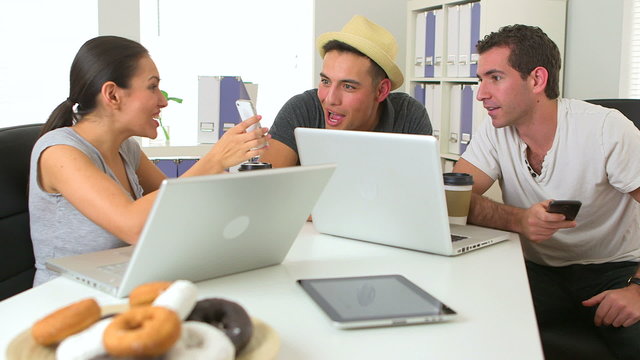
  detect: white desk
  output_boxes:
[0,224,543,360]
[141,144,212,158]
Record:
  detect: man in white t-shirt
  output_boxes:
[453,24,640,359]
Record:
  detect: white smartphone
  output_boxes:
[235,99,266,157]
[235,99,260,132]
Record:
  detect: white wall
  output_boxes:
[98,0,140,42]
[137,1,314,145]
[563,0,626,99]
[0,1,98,128]
[313,0,406,89]
[0,0,631,131]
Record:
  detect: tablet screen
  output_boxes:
[298,274,456,328]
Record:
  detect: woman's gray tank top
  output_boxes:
[29,127,143,286]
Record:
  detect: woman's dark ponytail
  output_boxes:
[40,99,76,137]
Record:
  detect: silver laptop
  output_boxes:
[46,164,336,298]
[294,128,510,256]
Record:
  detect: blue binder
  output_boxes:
[469,2,481,77]
[177,159,198,177]
[414,83,426,106]
[424,10,436,78]
[459,85,474,154]
[218,76,252,139]
[154,159,178,178]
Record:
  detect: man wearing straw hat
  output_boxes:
[262,15,432,168]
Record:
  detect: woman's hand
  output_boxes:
[203,115,270,172]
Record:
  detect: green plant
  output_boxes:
[159,90,183,140]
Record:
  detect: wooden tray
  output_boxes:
[6,304,279,360]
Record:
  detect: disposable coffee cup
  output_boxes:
[443,173,473,225]
[238,161,272,171]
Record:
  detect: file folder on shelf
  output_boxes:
[177,159,198,177]
[424,10,436,78]
[153,159,178,178]
[469,2,481,77]
[434,8,445,77]
[472,85,485,137]
[414,12,426,78]
[459,85,474,154]
[446,5,460,78]
[448,84,462,155]
[197,76,256,144]
[458,3,472,78]
[414,83,426,106]
[425,83,442,141]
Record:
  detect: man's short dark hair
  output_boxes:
[477,24,561,99]
[322,40,388,85]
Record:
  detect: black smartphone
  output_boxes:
[546,200,582,221]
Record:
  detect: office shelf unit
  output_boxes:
[405,0,567,161]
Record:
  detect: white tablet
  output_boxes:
[297,274,457,329]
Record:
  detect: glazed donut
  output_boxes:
[31,298,101,346]
[103,306,181,357]
[165,321,235,360]
[186,298,253,352]
[55,318,110,360]
[128,281,172,307]
[152,279,198,320]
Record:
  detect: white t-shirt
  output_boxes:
[462,98,640,266]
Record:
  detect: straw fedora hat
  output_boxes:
[316,15,404,90]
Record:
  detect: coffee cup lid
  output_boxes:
[443,172,473,186]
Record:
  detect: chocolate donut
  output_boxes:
[186,298,253,352]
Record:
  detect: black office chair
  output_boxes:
[0,123,42,300]
[541,324,616,360]
[585,98,640,130]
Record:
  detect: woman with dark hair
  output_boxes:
[29,36,269,285]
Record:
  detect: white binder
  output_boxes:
[197,76,222,144]
[472,84,486,136]
[434,8,445,77]
[197,76,256,144]
[425,83,442,141]
[448,84,462,155]
[446,5,460,78]
[414,11,426,78]
[458,3,472,78]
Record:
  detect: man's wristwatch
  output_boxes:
[627,276,640,287]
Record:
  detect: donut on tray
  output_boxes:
[103,306,181,357]
[186,298,254,352]
[31,298,101,346]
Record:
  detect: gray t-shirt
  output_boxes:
[269,89,433,155]
[29,127,143,286]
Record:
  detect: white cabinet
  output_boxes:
[405,0,567,160]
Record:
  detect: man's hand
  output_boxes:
[582,286,640,327]
[518,200,576,243]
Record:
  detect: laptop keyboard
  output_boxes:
[98,262,129,276]
[451,234,468,242]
